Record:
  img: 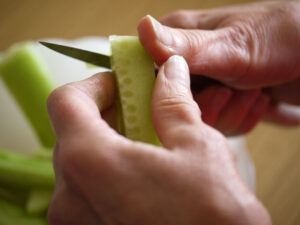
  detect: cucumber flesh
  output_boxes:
[110,36,160,145]
[0,42,55,148]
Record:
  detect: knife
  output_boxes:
[39,41,111,68]
[39,41,220,91]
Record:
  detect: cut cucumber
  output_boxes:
[110,36,160,145]
[0,150,54,190]
[0,186,28,206]
[26,189,53,215]
[0,42,55,148]
[0,198,48,225]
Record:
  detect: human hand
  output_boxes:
[138,1,300,134]
[47,56,271,225]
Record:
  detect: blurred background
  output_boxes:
[0,0,299,225]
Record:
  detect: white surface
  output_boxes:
[0,37,256,192]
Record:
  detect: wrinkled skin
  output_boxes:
[47,56,271,225]
[138,1,300,135]
[46,1,300,224]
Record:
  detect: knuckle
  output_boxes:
[47,86,67,109]
[171,10,189,20]
[195,124,228,150]
[168,124,229,152]
[162,10,195,28]
[47,84,76,118]
[156,96,201,125]
[183,30,203,59]
[225,24,252,79]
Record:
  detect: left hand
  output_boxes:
[137,1,300,135]
[193,85,269,136]
[46,56,271,225]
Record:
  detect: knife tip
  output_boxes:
[39,41,49,46]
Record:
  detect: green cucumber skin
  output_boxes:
[110,36,161,146]
[0,150,54,190]
[0,186,28,206]
[0,198,48,225]
[0,42,55,148]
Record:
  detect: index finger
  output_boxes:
[47,72,116,140]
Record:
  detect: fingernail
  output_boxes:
[163,55,189,86]
[146,15,158,34]
[147,15,173,47]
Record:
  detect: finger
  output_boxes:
[264,77,300,105]
[194,85,232,126]
[138,15,250,87]
[264,103,300,126]
[159,9,229,30]
[47,72,116,140]
[233,94,269,135]
[152,55,203,149]
[214,90,261,136]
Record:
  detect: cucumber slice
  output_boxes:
[0,42,55,148]
[110,36,160,145]
[26,189,53,215]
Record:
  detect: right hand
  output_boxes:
[138,1,300,134]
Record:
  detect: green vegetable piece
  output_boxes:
[0,198,48,225]
[0,186,28,205]
[26,189,53,215]
[0,150,54,190]
[86,62,99,69]
[110,36,160,145]
[33,149,53,161]
[0,42,55,147]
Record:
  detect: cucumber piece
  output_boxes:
[33,149,53,161]
[0,42,55,148]
[26,189,53,215]
[0,186,28,206]
[0,198,48,225]
[110,36,160,145]
[0,150,54,190]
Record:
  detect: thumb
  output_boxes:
[138,15,250,87]
[152,55,203,150]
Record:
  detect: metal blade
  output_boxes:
[39,41,111,68]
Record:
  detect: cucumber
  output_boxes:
[0,42,55,148]
[0,150,54,190]
[110,36,160,145]
[0,186,28,205]
[0,198,48,225]
[26,189,53,215]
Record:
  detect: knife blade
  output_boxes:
[39,41,111,68]
[39,41,220,91]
